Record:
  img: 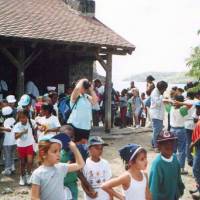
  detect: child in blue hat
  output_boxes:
[102,143,151,200]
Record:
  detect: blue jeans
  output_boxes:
[171,127,186,168]
[186,129,193,164]
[193,146,200,192]
[152,119,163,148]
[3,145,15,169]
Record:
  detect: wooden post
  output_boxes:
[17,47,25,98]
[104,53,112,132]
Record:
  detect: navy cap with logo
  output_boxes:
[88,136,108,147]
[157,130,177,143]
[119,144,144,162]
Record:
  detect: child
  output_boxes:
[190,102,200,199]
[37,103,61,139]
[83,136,112,200]
[131,88,144,128]
[13,109,36,185]
[60,125,96,200]
[31,133,84,200]
[102,144,151,200]
[0,106,16,175]
[149,131,185,200]
[119,89,128,128]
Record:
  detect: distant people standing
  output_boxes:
[25,81,39,106]
[119,89,128,128]
[145,75,155,127]
[150,81,168,149]
[0,80,8,99]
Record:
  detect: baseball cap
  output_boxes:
[2,106,13,116]
[157,130,177,143]
[119,144,144,162]
[88,136,108,147]
[39,133,71,150]
[6,95,16,103]
[18,94,31,106]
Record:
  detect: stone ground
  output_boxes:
[0,127,196,200]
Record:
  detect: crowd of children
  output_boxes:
[0,78,200,200]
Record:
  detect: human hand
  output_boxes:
[22,129,28,134]
[87,189,98,199]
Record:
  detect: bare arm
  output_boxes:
[87,87,98,105]
[45,127,60,134]
[145,173,152,200]
[102,174,129,200]
[31,184,40,200]
[67,141,85,172]
[15,129,28,139]
[0,127,11,132]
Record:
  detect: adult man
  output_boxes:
[150,81,168,149]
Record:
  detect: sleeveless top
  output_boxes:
[123,172,147,200]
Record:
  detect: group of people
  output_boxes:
[0,76,200,200]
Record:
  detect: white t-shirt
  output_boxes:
[13,120,36,147]
[31,163,68,200]
[38,115,61,138]
[170,107,187,128]
[3,117,16,146]
[35,116,46,141]
[83,158,112,200]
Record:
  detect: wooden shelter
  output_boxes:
[0,0,135,132]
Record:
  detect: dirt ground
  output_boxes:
[0,128,196,200]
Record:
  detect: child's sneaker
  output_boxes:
[19,176,26,186]
[1,169,12,176]
[26,174,31,185]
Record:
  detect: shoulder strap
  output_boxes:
[67,96,80,118]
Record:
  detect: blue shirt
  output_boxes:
[67,94,92,130]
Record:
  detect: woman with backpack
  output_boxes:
[67,78,98,144]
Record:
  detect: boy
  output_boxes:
[149,130,185,200]
[60,125,96,200]
[82,136,112,200]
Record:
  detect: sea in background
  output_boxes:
[113,80,185,93]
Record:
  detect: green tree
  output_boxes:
[186,30,200,92]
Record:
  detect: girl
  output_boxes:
[102,144,151,200]
[37,103,61,139]
[13,109,36,186]
[31,134,84,200]
[131,89,144,128]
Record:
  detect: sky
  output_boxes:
[95,0,200,82]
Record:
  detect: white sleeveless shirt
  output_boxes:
[123,172,146,200]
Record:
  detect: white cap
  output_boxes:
[2,106,13,116]
[47,86,56,92]
[6,95,16,103]
[18,94,31,106]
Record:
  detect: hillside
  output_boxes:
[123,71,196,84]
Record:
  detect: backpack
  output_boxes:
[58,96,80,125]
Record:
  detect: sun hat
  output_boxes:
[18,94,31,107]
[119,144,144,162]
[157,130,177,143]
[39,133,71,150]
[6,95,16,103]
[2,106,13,116]
[88,136,108,147]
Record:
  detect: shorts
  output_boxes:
[69,124,90,142]
[17,145,34,159]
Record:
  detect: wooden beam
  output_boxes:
[100,48,127,55]
[104,52,112,133]
[0,48,20,68]
[96,53,107,70]
[16,46,26,98]
[24,49,42,69]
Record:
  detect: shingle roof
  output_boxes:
[0,0,135,52]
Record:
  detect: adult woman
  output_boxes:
[67,79,98,143]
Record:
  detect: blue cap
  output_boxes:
[88,136,108,147]
[119,144,144,162]
[40,133,71,150]
[18,94,31,106]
